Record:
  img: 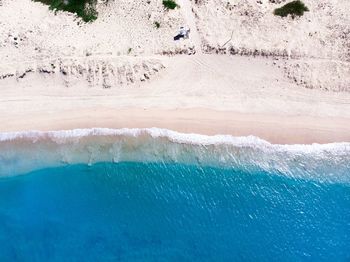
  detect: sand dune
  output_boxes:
[0,0,349,143]
[192,0,350,91]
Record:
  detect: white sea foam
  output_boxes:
[0,127,349,150]
[0,128,349,183]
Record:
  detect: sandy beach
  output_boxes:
[2,1,350,259]
[2,107,350,144]
[0,0,349,144]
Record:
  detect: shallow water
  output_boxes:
[0,161,349,261]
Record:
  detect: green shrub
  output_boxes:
[154,21,161,28]
[163,0,178,10]
[33,0,98,22]
[274,0,309,18]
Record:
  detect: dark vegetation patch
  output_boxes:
[154,21,161,28]
[33,0,98,22]
[274,0,309,18]
[163,0,178,10]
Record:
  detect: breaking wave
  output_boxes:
[0,128,349,183]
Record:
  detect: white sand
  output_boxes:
[0,0,349,143]
[192,0,350,91]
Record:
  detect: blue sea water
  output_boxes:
[0,161,349,261]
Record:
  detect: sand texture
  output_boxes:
[192,0,350,91]
[0,0,349,143]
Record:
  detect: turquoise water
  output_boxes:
[0,161,349,261]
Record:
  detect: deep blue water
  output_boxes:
[0,162,349,261]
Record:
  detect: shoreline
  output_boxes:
[1,0,350,147]
[1,108,350,145]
